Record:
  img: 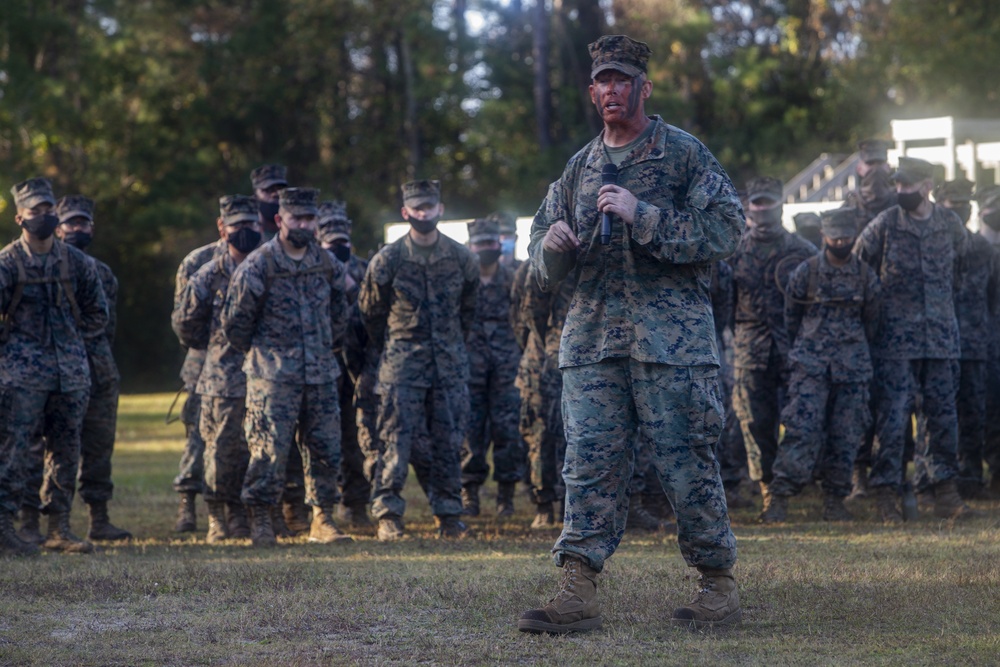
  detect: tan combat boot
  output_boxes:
[205,501,228,544]
[1,511,40,557]
[376,515,405,542]
[17,507,44,545]
[461,484,480,517]
[42,511,95,554]
[87,501,132,541]
[875,486,903,524]
[758,492,787,523]
[283,497,312,535]
[846,463,869,501]
[822,494,854,522]
[530,501,558,530]
[518,557,602,634]
[249,505,277,548]
[933,480,979,520]
[308,507,354,544]
[671,567,741,629]
[174,492,197,532]
[226,502,250,538]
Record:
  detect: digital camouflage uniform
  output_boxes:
[317,201,371,510]
[222,227,348,510]
[173,250,251,505]
[977,187,1000,488]
[530,116,743,573]
[729,198,816,485]
[511,257,573,508]
[0,221,108,516]
[935,181,1000,495]
[462,219,523,490]
[21,245,121,511]
[172,238,227,495]
[854,179,967,491]
[770,217,881,498]
[359,222,479,521]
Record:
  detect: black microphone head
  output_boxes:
[601,163,618,185]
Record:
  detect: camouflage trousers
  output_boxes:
[461,372,523,487]
[372,383,467,520]
[953,360,988,490]
[985,354,1000,480]
[769,370,870,498]
[173,389,205,494]
[20,380,120,509]
[241,377,342,508]
[337,372,369,507]
[732,359,786,484]
[871,358,959,490]
[0,387,88,514]
[715,350,748,489]
[520,373,566,506]
[199,396,250,504]
[553,359,736,573]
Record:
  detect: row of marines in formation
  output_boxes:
[1,140,997,555]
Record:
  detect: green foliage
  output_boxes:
[0,0,996,388]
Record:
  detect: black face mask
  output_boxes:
[331,244,352,263]
[946,203,972,225]
[827,243,853,260]
[476,249,501,266]
[410,216,439,235]
[982,210,1000,232]
[258,200,280,233]
[285,228,315,249]
[228,227,261,254]
[62,230,93,250]
[860,169,893,206]
[21,213,60,240]
[897,190,924,212]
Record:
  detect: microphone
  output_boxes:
[600,163,618,245]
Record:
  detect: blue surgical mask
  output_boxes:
[501,238,515,256]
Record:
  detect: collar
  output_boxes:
[583,115,670,175]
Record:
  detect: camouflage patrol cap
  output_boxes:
[10,177,56,210]
[892,157,936,185]
[793,211,821,232]
[933,178,974,203]
[858,138,892,163]
[56,195,95,223]
[487,211,517,235]
[746,176,783,204]
[219,195,259,226]
[317,200,351,242]
[278,187,319,216]
[975,185,1000,211]
[250,164,288,191]
[589,35,651,80]
[401,179,441,207]
[467,217,500,244]
[820,208,858,240]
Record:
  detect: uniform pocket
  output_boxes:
[687,365,724,448]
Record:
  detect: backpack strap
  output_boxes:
[804,255,820,302]
[58,243,82,327]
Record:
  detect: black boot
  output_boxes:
[87,501,132,541]
[43,511,95,554]
[17,507,44,545]
[174,492,197,533]
[497,482,516,518]
[1,511,39,557]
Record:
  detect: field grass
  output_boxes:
[2,393,999,666]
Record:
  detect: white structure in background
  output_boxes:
[783,116,1000,229]
[385,118,1000,244]
[384,218,534,261]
